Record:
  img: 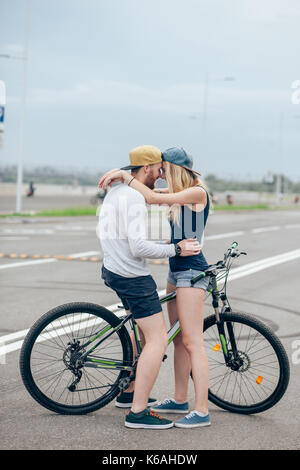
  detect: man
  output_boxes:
[97,145,201,429]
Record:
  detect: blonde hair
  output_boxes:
[164,161,210,224]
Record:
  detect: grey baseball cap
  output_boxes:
[162,147,201,175]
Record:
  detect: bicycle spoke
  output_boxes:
[205,318,282,409]
[29,311,130,408]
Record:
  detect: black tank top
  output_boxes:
[169,188,209,273]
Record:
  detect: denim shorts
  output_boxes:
[101,265,162,320]
[167,268,210,290]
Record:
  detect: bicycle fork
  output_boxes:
[211,278,238,367]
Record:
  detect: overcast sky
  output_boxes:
[0,0,300,180]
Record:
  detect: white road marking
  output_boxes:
[285,224,300,230]
[252,226,280,233]
[0,301,122,346]
[1,226,96,235]
[2,228,55,235]
[228,248,300,281]
[206,231,244,240]
[1,247,300,357]
[0,300,127,356]
[0,220,298,271]
[0,340,24,356]
[0,237,29,241]
[67,251,100,258]
[0,258,56,270]
[0,251,101,270]
[54,232,89,236]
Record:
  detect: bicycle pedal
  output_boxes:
[118,377,131,392]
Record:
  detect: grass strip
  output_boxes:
[0,206,97,217]
[35,206,97,217]
[212,204,269,211]
[1,203,300,218]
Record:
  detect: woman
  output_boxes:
[100,147,211,429]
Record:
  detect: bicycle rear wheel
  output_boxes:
[20,302,133,415]
[203,312,290,414]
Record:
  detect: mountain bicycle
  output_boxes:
[19,242,290,415]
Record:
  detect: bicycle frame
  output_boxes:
[79,242,243,373]
[79,274,230,372]
[80,292,179,372]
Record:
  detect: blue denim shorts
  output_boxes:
[167,268,210,290]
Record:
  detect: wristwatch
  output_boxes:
[175,243,181,256]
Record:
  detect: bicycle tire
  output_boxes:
[202,312,290,414]
[20,302,133,415]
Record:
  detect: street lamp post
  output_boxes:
[0,0,30,214]
[16,0,30,214]
[201,72,209,168]
[276,112,284,205]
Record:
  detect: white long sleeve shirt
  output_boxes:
[97,183,176,277]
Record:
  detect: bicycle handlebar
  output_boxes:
[224,241,247,261]
[190,241,247,286]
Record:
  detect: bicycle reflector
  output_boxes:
[256,376,263,384]
[213,344,221,352]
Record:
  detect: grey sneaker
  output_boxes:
[151,398,189,414]
[175,411,211,428]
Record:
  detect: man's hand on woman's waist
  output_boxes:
[176,238,201,257]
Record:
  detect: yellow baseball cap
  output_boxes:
[121,145,162,170]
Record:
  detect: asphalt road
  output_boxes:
[0,209,300,450]
[0,194,96,213]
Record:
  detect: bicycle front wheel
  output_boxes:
[203,312,290,414]
[20,302,133,415]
